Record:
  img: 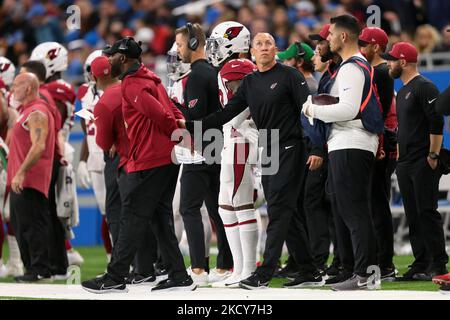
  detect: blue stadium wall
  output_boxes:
[71,70,450,247]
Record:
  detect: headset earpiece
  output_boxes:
[186,23,199,51]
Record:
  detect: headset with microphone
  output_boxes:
[186,23,199,51]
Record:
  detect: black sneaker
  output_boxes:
[439,283,450,295]
[380,265,397,282]
[326,263,341,278]
[273,264,298,279]
[154,267,169,282]
[428,266,449,278]
[14,273,52,283]
[82,274,128,294]
[325,269,353,285]
[239,273,270,290]
[151,276,197,292]
[396,265,430,281]
[283,272,325,288]
[126,273,158,286]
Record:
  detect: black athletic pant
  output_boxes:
[104,153,158,276]
[371,155,396,268]
[10,188,51,276]
[180,163,232,270]
[396,158,449,271]
[328,149,377,276]
[303,155,340,268]
[108,164,187,282]
[104,153,121,246]
[47,161,68,275]
[257,139,316,279]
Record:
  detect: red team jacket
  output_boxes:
[7,99,55,198]
[94,83,130,170]
[120,64,184,173]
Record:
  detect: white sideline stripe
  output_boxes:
[0,283,449,300]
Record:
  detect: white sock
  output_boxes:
[237,209,258,276]
[106,253,111,263]
[7,235,22,268]
[219,207,243,275]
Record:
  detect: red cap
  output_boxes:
[219,59,256,82]
[358,27,388,46]
[308,24,330,41]
[91,56,111,78]
[381,42,418,63]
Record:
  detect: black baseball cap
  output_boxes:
[103,37,142,59]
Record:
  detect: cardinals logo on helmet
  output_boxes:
[47,48,61,60]
[0,63,10,72]
[224,26,243,40]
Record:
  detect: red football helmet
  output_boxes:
[219,58,256,105]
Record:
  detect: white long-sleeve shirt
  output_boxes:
[312,53,378,155]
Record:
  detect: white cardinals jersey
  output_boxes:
[77,83,105,172]
[168,74,189,107]
[218,72,257,165]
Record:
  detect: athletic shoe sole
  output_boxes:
[381,276,397,282]
[82,286,129,294]
[151,283,197,292]
[129,280,159,286]
[155,274,169,282]
[331,286,369,291]
[239,282,269,290]
[283,280,326,289]
[211,280,241,288]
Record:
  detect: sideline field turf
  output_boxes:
[0,245,446,292]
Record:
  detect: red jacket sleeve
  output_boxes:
[124,81,179,138]
[93,102,115,151]
[170,99,185,120]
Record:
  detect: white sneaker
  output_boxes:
[187,267,209,287]
[67,250,84,266]
[5,263,24,277]
[0,263,8,278]
[208,268,232,283]
[211,273,242,288]
[52,273,70,281]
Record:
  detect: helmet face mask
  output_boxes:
[206,21,250,67]
[167,43,190,81]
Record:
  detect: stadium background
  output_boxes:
[1,0,449,246]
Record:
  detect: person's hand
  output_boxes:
[307,155,323,171]
[11,171,25,194]
[427,156,438,170]
[59,157,68,166]
[376,149,386,161]
[177,119,186,129]
[77,161,91,189]
[109,145,117,158]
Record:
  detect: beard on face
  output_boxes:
[181,49,192,64]
[389,63,402,79]
[361,49,374,63]
[111,60,122,78]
